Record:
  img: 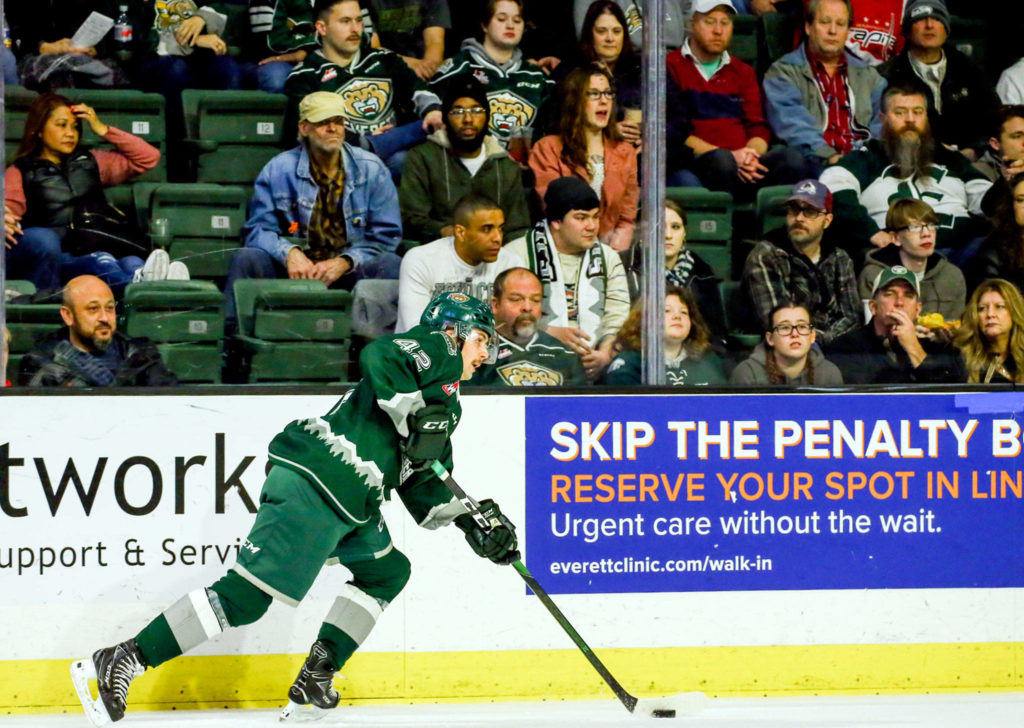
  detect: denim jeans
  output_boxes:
[256,60,296,93]
[5,226,62,291]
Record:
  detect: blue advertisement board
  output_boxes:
[524,392,1024,594]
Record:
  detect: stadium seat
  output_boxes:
[949,16,986,76]
[183,90,287,184]
[665,187,734,278]
[58,89,167,182]
[233,279,355,383]
[718,280,762,350]
[756,184,792,237]
[760,11,800,69]
[5,298,63,379]
[5,86,38,161]
[147,184,249,280]
[731,14,760,70]
[122,280,225,383]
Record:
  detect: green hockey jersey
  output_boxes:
[267,325,464,528]
[430,39,554,146]
[284,35,442,139]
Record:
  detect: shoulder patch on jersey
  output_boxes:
[496,360,564,386]
[429,330,459,356]
[442,381,459,396]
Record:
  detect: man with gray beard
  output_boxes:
[467,267,586,386]
[820,79,998,266]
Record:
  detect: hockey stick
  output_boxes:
[430,461,706,719]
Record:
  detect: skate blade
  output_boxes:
[634,691,708,718]
[70,658,113,727]
[279,700,332,722]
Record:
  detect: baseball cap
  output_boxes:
[785,179,833,213]
[298,92,347,123]
[871,265,920,297]
[692,0,736,14]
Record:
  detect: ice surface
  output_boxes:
[2,694,1023,728]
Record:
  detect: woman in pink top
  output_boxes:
[4,93,164,295]
[529,63,639,251]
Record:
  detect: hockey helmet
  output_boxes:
[420,291,498,364]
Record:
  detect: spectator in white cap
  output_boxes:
[223,91,403,354]
[879,0,999,159]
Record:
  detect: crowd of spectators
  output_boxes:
[4,0,1024,389]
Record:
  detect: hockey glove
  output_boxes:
[403,405,451,471]
[454,499,520,565]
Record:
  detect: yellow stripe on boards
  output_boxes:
[2,643,1022,715]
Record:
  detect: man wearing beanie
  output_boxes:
[880,0,999,158]
[398,75,531,244]
[506,177,630,380]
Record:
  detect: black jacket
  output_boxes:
[15,151,106,230]
[964,232,1024,295]
[824,324,965,385]
[18,329,178,388]
[881,46,999,154]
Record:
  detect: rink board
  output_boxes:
[0,392,1022,713]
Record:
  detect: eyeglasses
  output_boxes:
[585,90,616,100]
[448,107,487,117]
[771,323,813,336]
[895,223,937,234]
[785,204,825,219]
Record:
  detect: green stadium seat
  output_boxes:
[5,301,63,379]
[183,90,287,184]
[58,89,167,182]
[233,279,354,383]
[718,280,762,350]
[5,86,38,161]
[756,184,792,237]
[147,184,249,280]
[731,14,760,69]
[665,187,734,244]
[688,244,732,281]
[4,280,37,298]
[122,280,225,383]
[950,16,986,77]
[760,11,800,69]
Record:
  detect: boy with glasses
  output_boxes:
[857,197,966,322]
[741,179,861,344]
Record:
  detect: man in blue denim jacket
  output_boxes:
[224,91,403,335]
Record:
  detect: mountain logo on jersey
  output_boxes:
[496,360,563,386]
[473,69,490,86]
[321,67,338,82]
[442,381,459,395]
[337,77,394,126]
[487,90,536,136]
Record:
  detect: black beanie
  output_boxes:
[545,176,600,222]
[442,75,491,116]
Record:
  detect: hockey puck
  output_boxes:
[652,709,676,718]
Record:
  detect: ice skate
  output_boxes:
[70,639,147,726]
[279,640,340,722]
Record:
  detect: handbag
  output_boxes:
[67,202,153,260]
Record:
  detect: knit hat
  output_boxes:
[544,177,600,222]
[442,75,491,116]
[903,0,950,35]
[871,265,920,297]
[298,91,347,123]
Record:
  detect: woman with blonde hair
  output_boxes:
[954,278,1024,383]
[603,286,726,386]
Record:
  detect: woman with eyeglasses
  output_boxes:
[730,301,843,386]
[857,198,967,322]
[529,63,639,251]
[953,278,1024,384]
[604,286,727,386]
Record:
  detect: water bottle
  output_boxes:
[114,5,133,47]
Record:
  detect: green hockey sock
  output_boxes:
[134,614,181,668]
[316,624,360,670]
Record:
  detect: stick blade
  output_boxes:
[633,691,708,718]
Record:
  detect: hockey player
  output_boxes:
[71,291,519,726]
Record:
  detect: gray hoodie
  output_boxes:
[730,342,844,386]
